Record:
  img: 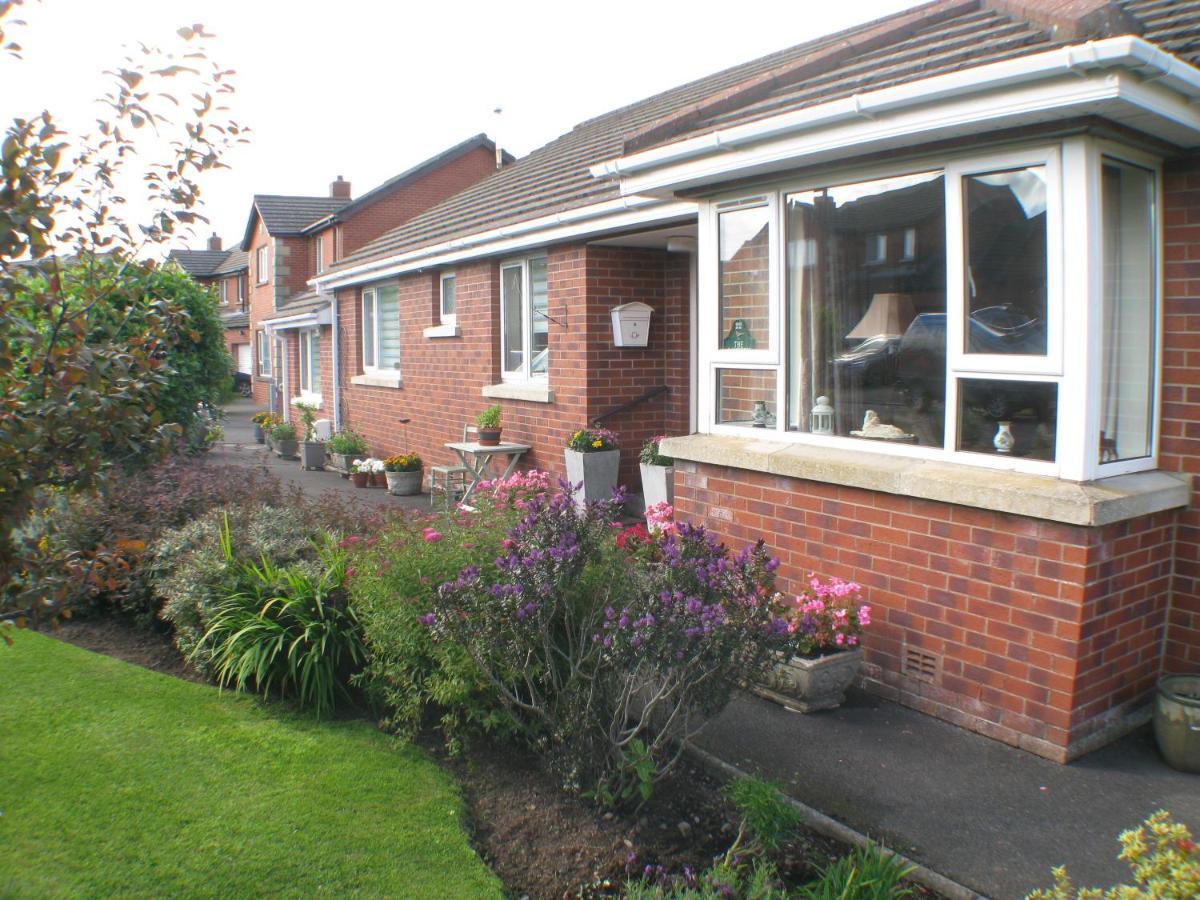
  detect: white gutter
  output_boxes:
[259,303,332,330]
[310,197,696,291]
[592,36,1200,181]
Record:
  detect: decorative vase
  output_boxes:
[274,438,298,460]
[478,427,502,447]
[1153,675,1200,773]
[993,420,1015,454]
[639,463,674,511]
[752,649,863,713]
[564,448,620,510]
[252,423,264,444]
[351,471,369,488]
[385,469,422,496]
[299,441,326,471]
[370,471,387,488]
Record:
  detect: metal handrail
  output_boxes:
[591,385,669,428]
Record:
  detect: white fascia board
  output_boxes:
[310,198,696,291]
[614,73,1200,197]
[260,304,331,331]
[593,36,1200,192]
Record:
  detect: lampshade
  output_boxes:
[846,292,915,340]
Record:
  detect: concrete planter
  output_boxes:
[328,453,354,477]
[299,441,326,471]
[274,438,297,460]
[1154,675,1200,773]
[252,424,265,444]
[640,463,674,511]
[564,448,620,509]
[752,649,863,713]
[385,469,422,496]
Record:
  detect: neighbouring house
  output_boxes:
[167,235,251,375]
[307,0,1200,764]
[249,134,511,420]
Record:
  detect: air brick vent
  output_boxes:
[902,645,940,683]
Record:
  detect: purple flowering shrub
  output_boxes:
[425,483,791,807]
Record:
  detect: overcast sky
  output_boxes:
[2,0,921,251]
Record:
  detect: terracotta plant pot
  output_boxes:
[752,648,863,713]
[351,471,369,488]
[370,472,387,488]
[385,469,422,496]
[478,427,502,447]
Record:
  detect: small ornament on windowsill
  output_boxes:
[811,396,834,435]
[993,420,1015,454]
[723,318,757,349]
[851,410,915,442]
[752,400,775,428]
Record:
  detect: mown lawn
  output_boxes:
[0,632,501,899]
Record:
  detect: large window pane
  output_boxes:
[957,378,1056,460]
[964,167,1048,356]
[715,369,777,428]
[1100,160,1155,463]
[362,291,375,368]
[530,257,549,375]
[718,205,770,351]
[377,284,401,369]
[786,172,946,447]
[308,330,321,392]
[502,265,524,374]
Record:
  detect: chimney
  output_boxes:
[330,175,352,200]
[207,233,222,251]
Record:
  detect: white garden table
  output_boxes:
[444,440,531,504]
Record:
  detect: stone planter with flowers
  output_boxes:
[384,453,423,496]
[271,422,297,460]
[251,411,272,444]
[564,427,620,510]
[752,577,872,713]
[327,430,369,477]
[638,435,674,513]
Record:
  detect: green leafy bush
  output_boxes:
[797,844,914,899]
[1028,810,1200,899]
[194,520,362,718]
[327,431,369,455]
[348,506,518,751]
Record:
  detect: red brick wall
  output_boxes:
[1161,154,1200,673]
[672,464,1175,761]
[247,215,274,407]
[340,146,499,254]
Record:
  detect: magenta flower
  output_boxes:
[423,527,442,543]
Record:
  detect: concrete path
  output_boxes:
[214,399,1198,899]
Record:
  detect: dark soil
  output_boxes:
[47,617,937,899]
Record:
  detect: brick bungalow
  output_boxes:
[306,0,1197,763]
[249,135,509,421]
[167,236,250,372]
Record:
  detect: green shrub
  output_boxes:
[348,507,518,751]
[194,520,362,718]
[153,503,327,670]
[1028,810,1199,900]
[327,430,369,455]
[797,844,914,899]
[727,777,805,856]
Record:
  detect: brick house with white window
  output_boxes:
[310,0,1200,763]
[168,235,250,373]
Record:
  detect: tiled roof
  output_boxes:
[167,249,228,277]
[213,248,249,274]
[324,0,1199,279]
[272,290,328,318]
[244,196,351,248]
[221,311,249,329]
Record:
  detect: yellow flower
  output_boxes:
[592,439,603,448]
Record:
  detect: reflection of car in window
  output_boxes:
[832,334,899,386]
[896,306,1046,411]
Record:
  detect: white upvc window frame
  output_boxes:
[256,245,269,285]
[219,279,228,305]
[499,255,549,383]
[360,283,401,377]
[315,236,325,275]
[298,327,322,401]
[440,271,456,326]
[256,329,271,377]
[695,135,1161,483]
[236,273,245,306]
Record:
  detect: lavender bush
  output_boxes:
[424,484,789,807]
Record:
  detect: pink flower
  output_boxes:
[858,605,872,627]
[423,527,442,543]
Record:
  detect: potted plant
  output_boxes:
[564,427,620,510]
[294,401,326,471]
[1153,674,1200,773]
[639,435,675,513]
[352,457,386,487]
[476,404,502,446]
[271,421,298,460]
[383,453,423,496]
[752,578,871,713]
[251,411,271,444]
[350,458,373,488]
[327,431,369,476]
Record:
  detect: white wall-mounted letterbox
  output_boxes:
[610,301,653,348]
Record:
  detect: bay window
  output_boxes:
[298,328,321,398]
[500,256,549,380]
[361,283,401,373]
[699,137,1159,481]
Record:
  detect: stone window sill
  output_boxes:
[423,323,461,339]
[481,382,554,404]
[659,433,1189,527]
[351,371,403,389]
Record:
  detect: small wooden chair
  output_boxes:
[429,425,478,507]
